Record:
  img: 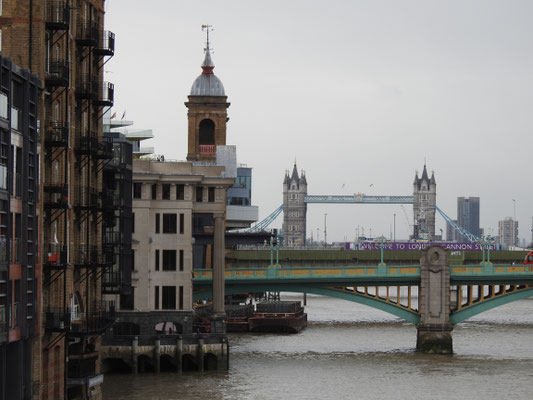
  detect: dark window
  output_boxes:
[162,250,176,271]
[179,286,184,310]
[179,213,184,234]
[155,213,160,233]
[133,183,142,199]
[120,287,135,310]
[162,213,177,233]
[132,213,135,233]
[199,119,215,145]
[162,286,176,310]
[196,186,203,202]
[155,286,159,310]
[132,250,135,271]
[155,250,159,271]
[162,184,171,200]
[176,184,185,200]
[208,187,215,202]
[179,249,184,271]
[151,184,157,199]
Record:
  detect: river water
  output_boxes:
[103,294,533,399]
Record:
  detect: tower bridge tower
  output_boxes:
[283,164,307,247]
[412,165,437,240]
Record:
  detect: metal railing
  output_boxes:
[43,244,68,266]
[73,244,99,265]
[45,1,70,30]
[44,120,69,146]
[76,21,99,45]
[95,31,115,56]
[46,60,70,86]
[68,356,97,379]
[95,82,114,106]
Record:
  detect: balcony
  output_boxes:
[68,354,98,380]
[74,186,98,210]
[95,31,115,57]
[46,1,70,30]
[43,244,68,269]
[76,130,99,155]
[44,120,69,147]
[76,75,97,100]
[45,308,71,332]
[70,305,115,335]
[94,82,114,107]
[97,137,113,160]
[76,21,99,46]
[43,183,69,209]
[45,60,70,88]
[73,244,99,267]
[199,144,216,155]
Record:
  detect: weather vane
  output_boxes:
[202,24,213,53]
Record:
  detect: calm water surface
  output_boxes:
[103,294,533,400]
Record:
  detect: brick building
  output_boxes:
[1,1,116,399]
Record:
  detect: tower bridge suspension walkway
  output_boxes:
[194,247,533,353]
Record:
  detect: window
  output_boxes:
[132,213,135,233]
[133,183,142,199]
[162,286,176,310]
[162,250,176,271]
[179,249,184,271]
[176,184,185,200]
[179,213,184,234]
[120,287,134,310]
[208,187,215,202]
[132,250,135,271]
[162,184,171,200]
[155,286,159,310]
[151,184,157,199]
[162,213,177,233]
[179,286,184,310]
[155,250,160,271]
[196,186,203,202]
[155,213,160,233]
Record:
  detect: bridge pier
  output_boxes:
[417,246,453,354]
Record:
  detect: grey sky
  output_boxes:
[105,0,533,243]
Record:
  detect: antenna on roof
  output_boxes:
[202,24,213,53]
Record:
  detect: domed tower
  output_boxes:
[186,26,230,162]
[412,164,437,240]
[282,163,307,247]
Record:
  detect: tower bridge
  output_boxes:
[281,163,436,246]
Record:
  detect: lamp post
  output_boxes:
[393,214,396,242]
[324,213,328,246]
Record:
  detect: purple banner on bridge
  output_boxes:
[357,242,497,251]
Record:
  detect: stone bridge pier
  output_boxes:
[417,245,453,354]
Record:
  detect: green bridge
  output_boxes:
[194,247,533,339]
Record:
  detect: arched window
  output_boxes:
[199,119,215,145]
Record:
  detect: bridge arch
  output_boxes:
[450,287,533,324]
[194,284,421,324]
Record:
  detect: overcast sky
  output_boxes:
[105,0,533,244]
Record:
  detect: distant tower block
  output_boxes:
[185,25,230,162]
[412,164,437,240]
[283,163,307,247]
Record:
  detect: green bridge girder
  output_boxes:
[194,264,533,325]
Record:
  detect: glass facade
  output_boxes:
[227,167,252,206]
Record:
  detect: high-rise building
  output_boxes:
[457,197,481,237]
[412,165,436,240]
[446,220,457,242]
[0,54,40,400]
[1,1,116,398]
[498,217,519,247]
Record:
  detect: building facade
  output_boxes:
[412,165,436,241]
[457,197,480,237]
[1,1,116,398]
[498,217,519,247]
[282,164,307,247]
[0,54,40,400]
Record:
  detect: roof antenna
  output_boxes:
[202,24,213,53]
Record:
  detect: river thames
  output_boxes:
[103,294,533,399]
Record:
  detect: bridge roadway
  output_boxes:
[193,263,533,326]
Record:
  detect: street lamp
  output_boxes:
[324,213,328,246]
